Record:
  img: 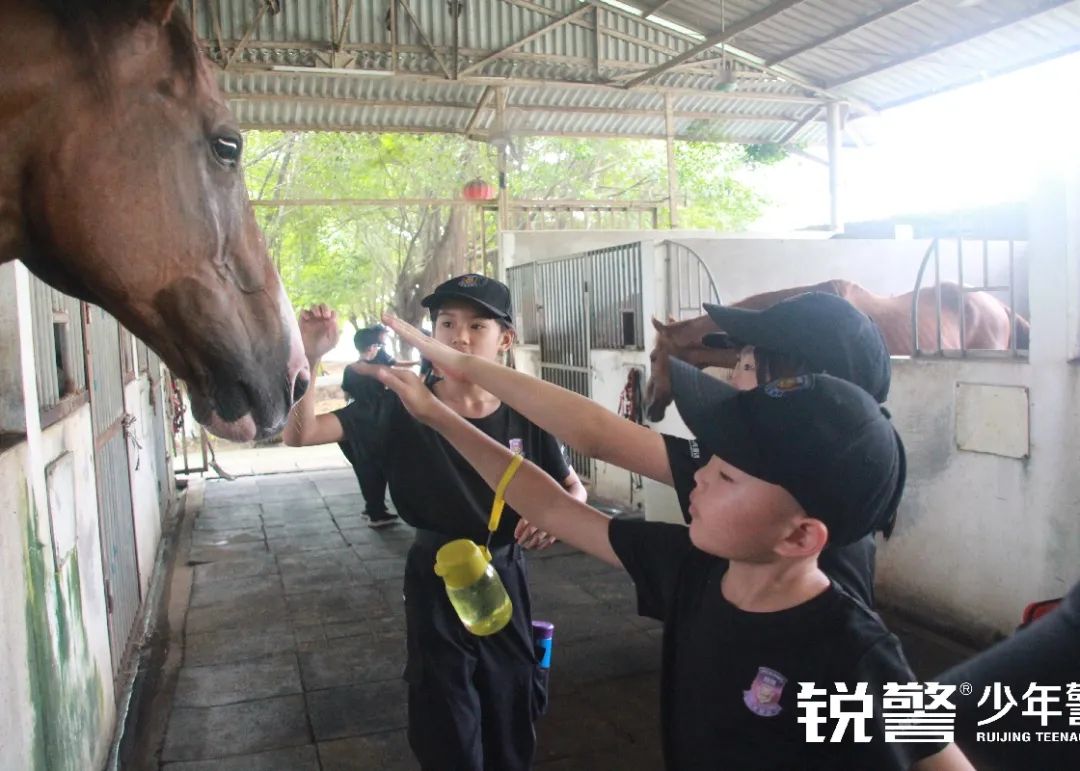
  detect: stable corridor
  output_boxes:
[148,469,665,770]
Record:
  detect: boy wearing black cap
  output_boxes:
[371,354,972,769]
[284,275,586,770]
[684,291,897,607]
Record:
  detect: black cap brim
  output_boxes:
[702,303,792,354]
[669,357,762,476]
[421,290,512,324]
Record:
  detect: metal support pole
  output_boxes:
[665,94,679,229]
[826,101,845,232]
[496,89,509,276]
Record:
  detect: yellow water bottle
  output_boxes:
[433,452,524,636]
[434,539,513,636]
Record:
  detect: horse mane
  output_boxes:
[37,0,199,83]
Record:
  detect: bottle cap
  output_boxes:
[434,539,489,589]
[531,620,554,640]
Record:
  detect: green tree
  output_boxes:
[243,131,766,332]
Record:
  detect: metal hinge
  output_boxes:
[104,578,114,614]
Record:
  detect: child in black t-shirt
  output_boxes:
[373,317,973,770]
[338,324,403,528]
[668,292,898,608]
[283,275,586,771]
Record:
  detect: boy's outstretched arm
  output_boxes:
[374,366,621,567]
[383,314,673,486]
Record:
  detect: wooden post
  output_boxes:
[827,101,845,232]
[665,94,679,229]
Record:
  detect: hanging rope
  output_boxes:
[617,367,646,506]
[618,367,644,425]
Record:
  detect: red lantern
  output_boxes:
[462,178,495,201]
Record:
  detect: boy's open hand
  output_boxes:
[365,364,446,424]
[299,305,339,361]
[382,313,468,380]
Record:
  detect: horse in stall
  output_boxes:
[645,279,1030,421]
[0,0,308,441]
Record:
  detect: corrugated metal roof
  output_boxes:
[196,0,1080,143]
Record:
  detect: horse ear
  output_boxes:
[651,316,667,333]
[147,0,177,26]
[667,315,677,324]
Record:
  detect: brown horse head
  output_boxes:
[1,0,309,441]
[645,315,734,422]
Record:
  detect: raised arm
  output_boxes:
[374,366,620,567]
[383,314,673,486]
[282,305,346,446]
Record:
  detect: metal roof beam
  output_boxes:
[642,0,680,20]
[766,0,925,67]
[825,0,1073,88]
[229,92,814,123]
[231,66,828,105]
[237,122,795,144]
[776,104,822,144]
[463,86,493,136]
[397,0,452,79]
[459,4,593,76]
[622,0,809,88]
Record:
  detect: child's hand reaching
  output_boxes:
[363,363,446,424]
[382,313,468,380]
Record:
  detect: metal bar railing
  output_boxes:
[911,236,1025,358]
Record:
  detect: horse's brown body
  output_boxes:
[0,0,309,441]
[646,279,1029,421]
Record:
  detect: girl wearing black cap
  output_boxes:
[367,319,973,770]
[283,274,585,771]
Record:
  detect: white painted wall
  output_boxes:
[876,172,1079,640]
[0,262,173,769]
[500,182,1072,640]
[0,443,35,771]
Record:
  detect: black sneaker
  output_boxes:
[365,511,399,529]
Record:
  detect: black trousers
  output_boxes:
[338,441,388,516]
[403,535,546,771]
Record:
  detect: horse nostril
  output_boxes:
[291,374,309,403]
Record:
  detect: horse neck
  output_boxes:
[0,3,74,265]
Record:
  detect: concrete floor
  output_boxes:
[138,467,974,770]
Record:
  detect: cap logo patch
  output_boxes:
[743,666,786,717]
[457,274,485,288]
[764,375,813,398]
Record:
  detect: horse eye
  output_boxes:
[211,135,242,167]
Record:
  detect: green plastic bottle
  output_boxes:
[434,539,513,636]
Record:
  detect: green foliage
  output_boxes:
[243,131,768,328]
[742,143,789,167]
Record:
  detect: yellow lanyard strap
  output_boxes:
[484,452,525,556]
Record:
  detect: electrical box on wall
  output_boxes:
[955,383,1030,459]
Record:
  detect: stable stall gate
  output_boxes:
[84,304,141,675]
[515,242,645,482]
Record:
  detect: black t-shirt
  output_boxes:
[939,579,1080,770]
[664,434,878,607]
[609,519,946,770]
[334,389,571,545]
[341,349,396,404]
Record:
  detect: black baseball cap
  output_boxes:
[421,274,513,325]
[702,293,891,403]
[670,358,905,546]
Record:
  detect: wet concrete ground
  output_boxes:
[140,468,972,770]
